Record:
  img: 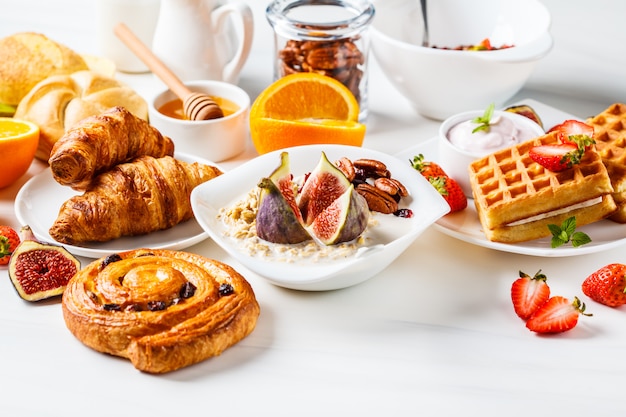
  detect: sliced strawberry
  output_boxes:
[528,142,581,172]
[582,263,626,307]
[429,175,467,213]
[526,296,591,334]
[549,120,594,145]
[511,270,551,320]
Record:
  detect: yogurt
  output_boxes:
[447,114,537,154]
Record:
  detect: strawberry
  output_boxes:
[409,154,448,179]
[528,142,582,172]
[429,175,467,213]
[0,225,20,266]
[526,296,591,334]
[581,263,626,307]
[511,270,551,320]
[549,120,595,149]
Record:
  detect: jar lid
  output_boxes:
[266,0,375,41]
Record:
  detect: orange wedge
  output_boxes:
[250,73,365,154]
[0,117,39,188]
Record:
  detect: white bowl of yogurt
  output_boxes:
[438,109,544,197]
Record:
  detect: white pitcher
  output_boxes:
[151,0,254,83]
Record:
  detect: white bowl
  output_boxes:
[190,144,450,291]
[371,0,552,120]
[438,109,544,197]
[149,80,250,162]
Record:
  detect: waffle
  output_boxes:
[586,102,626,222]
[469,131,616,243]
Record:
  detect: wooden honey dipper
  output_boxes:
[114,23,224,120]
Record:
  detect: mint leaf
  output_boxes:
[548,216,591,248]
[571,231,592,247]
[471,103,495,133]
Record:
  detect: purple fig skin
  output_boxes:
[256,177,311,244]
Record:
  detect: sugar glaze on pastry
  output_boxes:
[62,249,260,374]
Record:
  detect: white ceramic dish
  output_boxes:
[191,144,450,291]
[14,153,215,259]
[371,0,553,120]
[395,100,626,257]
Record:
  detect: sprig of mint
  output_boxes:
[471,103,495,133]
[547,216,591,248]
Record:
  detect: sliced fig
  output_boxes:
[306,184,370,245]
[505,104,543,129]
[298,151,352,226]
[8,225,81,301]
[256,152,310,244]
[256,177,311,244]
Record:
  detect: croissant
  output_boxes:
[62,249,260,374]
[48,106,175,190]
[49,155,222,245]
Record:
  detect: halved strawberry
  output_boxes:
[526,296,591,334]
[582,263,626,307]
[528,142,582,172]
[511,270,551,320]
[549,120,594,142]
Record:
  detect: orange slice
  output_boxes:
[250,73,365,154]
[0,117,39,188]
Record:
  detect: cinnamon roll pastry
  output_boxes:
[48,106,175,190]
[49,155,222,245]
[62,249,260,374]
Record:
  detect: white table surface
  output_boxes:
[2,1,626,415]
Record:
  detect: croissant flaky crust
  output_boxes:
[48,106,174,190]
[62,249,260,374]
[49,155,222,245]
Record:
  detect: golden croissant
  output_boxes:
[62,249,260,374]
[48,106,175,190]
[49,155,222,245]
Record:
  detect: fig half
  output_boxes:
[298,151,352,226]
[255,152,311,244]
[306,184,369,245]
[8,225,81,301]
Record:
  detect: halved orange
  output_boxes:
[0,117,39,188]
[250,73,365,154]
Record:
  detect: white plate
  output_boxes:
[14,153,215,259]
[191,144,450,291]
[395,99,626,257]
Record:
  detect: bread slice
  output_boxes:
[469,131,616,243]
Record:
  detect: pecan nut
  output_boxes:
[334,157,356,182]
[356,183,398,214]
[353,158,390,179]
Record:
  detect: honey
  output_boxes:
[158,96,239,120]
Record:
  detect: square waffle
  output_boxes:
[587,102,626,222]
[469,131,616,243]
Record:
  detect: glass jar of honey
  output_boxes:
[266,0,375,121]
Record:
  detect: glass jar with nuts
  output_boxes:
[266,0,375,121]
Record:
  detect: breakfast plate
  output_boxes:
[395,99,626,257]
[191,144,450,291]
[14,153,215,259]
